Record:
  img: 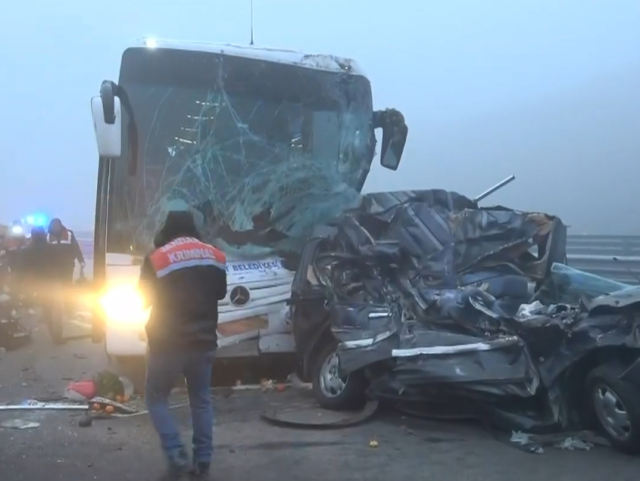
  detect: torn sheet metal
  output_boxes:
[291,188,640,433]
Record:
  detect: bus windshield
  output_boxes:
[107,47,376,258]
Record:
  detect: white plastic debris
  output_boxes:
[1,419,40,429]
[556,437,593,451]
[510,431,532,444]
[515,301,545,320]
[510,431,544,454]
[287,372,312,390]
[119,376,135,399]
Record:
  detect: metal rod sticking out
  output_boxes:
[473,175,516,203]
[250,0,254,45]
[0,404,89,411]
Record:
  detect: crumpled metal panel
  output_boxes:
[292,188,640,432]
[334,189,562,282]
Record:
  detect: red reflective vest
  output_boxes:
[149,237,226,278]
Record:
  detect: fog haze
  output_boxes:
[1,0,638,233]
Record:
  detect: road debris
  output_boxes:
[65,380,97,401]
[77,415,93,428]
[0,400,88,411]
[261,398,379,429]
[510,432,545,454]
[0,291,32,350]
[1,419,40,429]
[510,431,601,454]
[64,371,135,405]
[556,437,594,451]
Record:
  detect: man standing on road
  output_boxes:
[138,205,227,480]
[47,218,85,274]
[48,217,84,316]
[20,227,56,299]
[47,218,85,315]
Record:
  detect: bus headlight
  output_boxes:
[99,284,150,326]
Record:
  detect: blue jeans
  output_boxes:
[146,347,216,464]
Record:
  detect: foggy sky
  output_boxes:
[1,0,639,233]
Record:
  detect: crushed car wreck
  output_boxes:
[290,189,640,454]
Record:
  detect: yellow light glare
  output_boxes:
[99,284,150,325]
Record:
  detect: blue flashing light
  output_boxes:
[23,214,48,227]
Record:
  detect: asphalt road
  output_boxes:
[1,316,639,481]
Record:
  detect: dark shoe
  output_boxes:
[190,462,210,479]
[158,470,187,481]
[162,448,190,479]
[158,468,187,481]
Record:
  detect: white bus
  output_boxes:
[89,38,408,366]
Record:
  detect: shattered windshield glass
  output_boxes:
[107,48,375,258]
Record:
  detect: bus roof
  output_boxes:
[132,38,366,76]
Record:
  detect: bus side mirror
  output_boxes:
[90,80,122,158]
[374,109,408,171]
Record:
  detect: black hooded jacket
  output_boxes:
[19,233,57,288]
[47,219,84,275]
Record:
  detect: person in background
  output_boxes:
[4,223,28,255]
[19,227,56,304]
[138,205,227,480]
[47,218,85,315]
[47,218,85,273]
[2,224,28,282]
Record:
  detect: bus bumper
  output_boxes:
[105,324,147,357]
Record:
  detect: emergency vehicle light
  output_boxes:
[24,214,47,227]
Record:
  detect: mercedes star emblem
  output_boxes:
[229,286,250,306]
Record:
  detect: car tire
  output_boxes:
[311,343,367,411]
[585,362,640,454]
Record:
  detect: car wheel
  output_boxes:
[586,363,640,454]
[311,343,367,410]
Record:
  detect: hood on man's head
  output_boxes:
[162,199,204,231]
[48,217,64,233]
